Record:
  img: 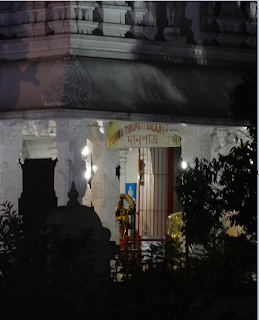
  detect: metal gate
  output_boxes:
[137,147,172,237]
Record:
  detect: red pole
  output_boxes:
[137,148,141,237]
[167,147,172,217]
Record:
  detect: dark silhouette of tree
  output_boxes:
[175,72,257,281]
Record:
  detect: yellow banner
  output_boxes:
[107,121,181,149]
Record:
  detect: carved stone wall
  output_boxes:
[42,58,92,108]
[200,1,256,48]
[0,121,23,212]
[0,2,255,48]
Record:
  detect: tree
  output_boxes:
[175,72,257,282]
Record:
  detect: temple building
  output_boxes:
[0,1,256,242]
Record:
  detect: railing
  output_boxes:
[119,235,167,252]
[113,236,167,280]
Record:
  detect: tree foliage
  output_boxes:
[175,72,257,280]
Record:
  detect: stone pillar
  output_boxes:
[119,149,129,194]
[0,121,23,213]
[54,119,88,206]
[90,122,120,243]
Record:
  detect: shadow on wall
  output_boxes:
[0,1,55,110]
[1,61,40,110]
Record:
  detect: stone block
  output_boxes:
[49,20,78,35]
[130,7,148,25]
[98,22,131,37]
[11,23,34,38]
[33,22,48,37]
[77,20,99,35]
[97,4,131,25]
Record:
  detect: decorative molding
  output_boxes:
[71,125,87,143]
[25,120,53,137]
[42,59,92,108]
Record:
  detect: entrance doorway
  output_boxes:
[19,158,57,236]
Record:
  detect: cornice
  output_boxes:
[0,34,256,68]
[0,108,247,128]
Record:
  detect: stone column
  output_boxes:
[90,122,120,243]
[0,121,23,213]
[54,119,88,206]
[119,149,129,194]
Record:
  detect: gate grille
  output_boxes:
[137,147,172,236]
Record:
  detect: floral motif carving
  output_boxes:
[72,125,86,142]
[8,129,20,146]
[42,59,92,107]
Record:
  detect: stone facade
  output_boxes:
[0,1,256,241]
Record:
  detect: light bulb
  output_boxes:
[85,170,91,180]
[93,165,97,172]
[181,161,187,169]
[82,146,89,157]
